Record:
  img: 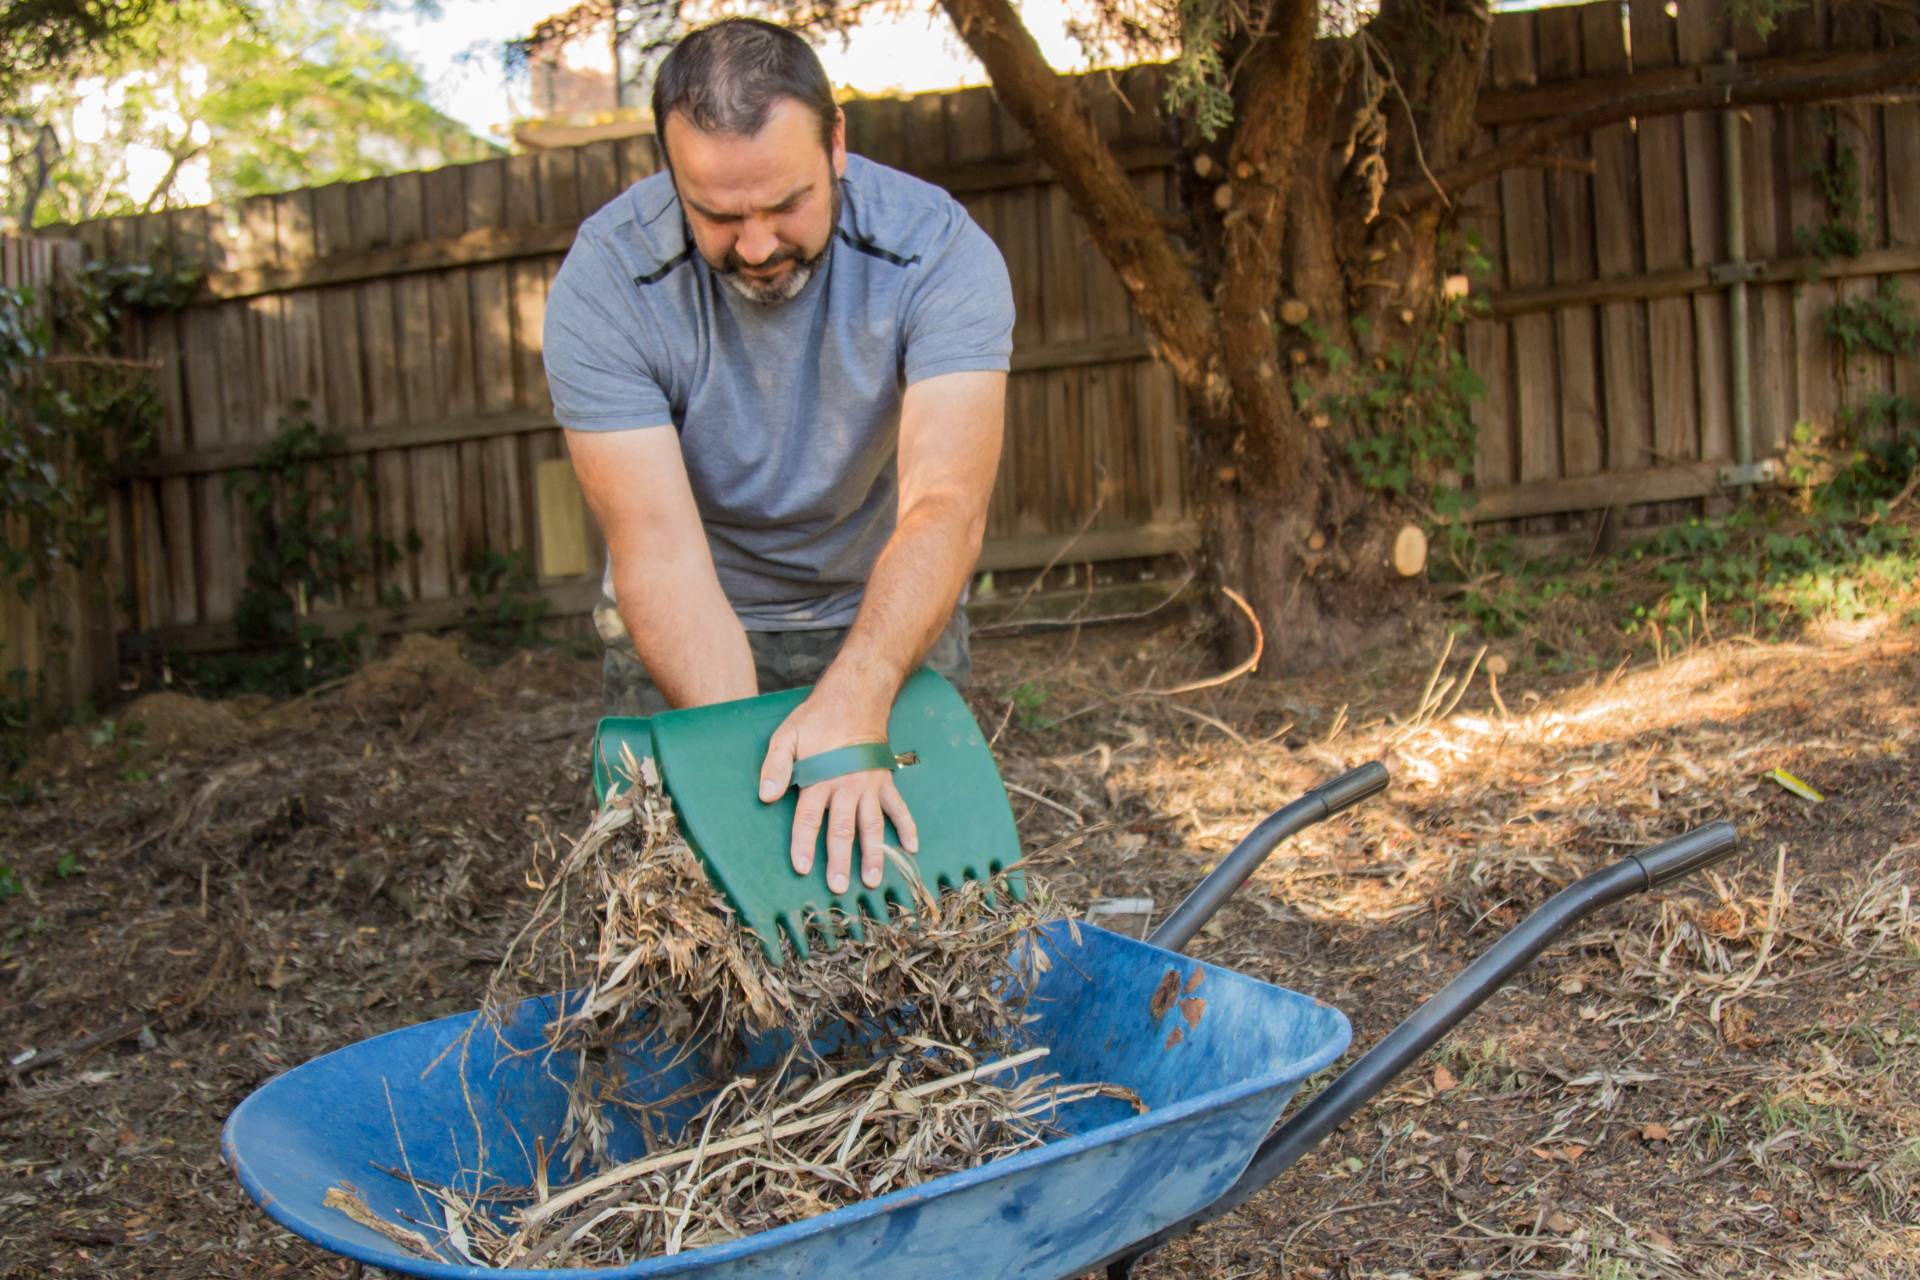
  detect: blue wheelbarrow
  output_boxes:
[223,762,1740,1279]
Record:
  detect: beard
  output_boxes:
[717,182,841,305]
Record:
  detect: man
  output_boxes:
[544,19,1014,902]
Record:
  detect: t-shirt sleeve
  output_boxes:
[900,209,1015,386]
[543,231,676,432]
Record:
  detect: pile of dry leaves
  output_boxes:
[324,769,1137,1268]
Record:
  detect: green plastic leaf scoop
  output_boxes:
[591,669,1024,963]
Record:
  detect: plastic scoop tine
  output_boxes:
[647,670,1024,966]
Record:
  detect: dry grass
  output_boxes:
[2,615,1917,1278]
[315,767,1136,1268]
[973,615,1920,1278]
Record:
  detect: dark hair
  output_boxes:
[651,19,837,161]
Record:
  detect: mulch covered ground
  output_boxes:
[1,616,1916,1279]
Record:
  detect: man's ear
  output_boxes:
[831,107,847,179]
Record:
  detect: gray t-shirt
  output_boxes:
[544,153,1015,630]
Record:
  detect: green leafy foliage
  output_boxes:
[1008,681,1054,732]
[1793,114,1869,263]
[1723,0,1805,38]
[0,864,20,902]
[1459,431,1920,654]
[1334,331,1485,496]
[0,258,194,609]
[1288,283,1486,521]
[1165,0,1234,140]
[1825,279,1920,361]
[180,408,397,696]
[0,0,165,99]
[1626,503,1914,634]
[9,0,497,225]
[0,256,193,776]
[463,547,552,652]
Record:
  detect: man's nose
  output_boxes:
[735,218,782,266]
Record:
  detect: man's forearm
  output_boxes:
[819,493,984,715]
[613,549,758,707]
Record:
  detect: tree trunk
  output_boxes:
[941,0,1493,676]
[1184,6,1488,676]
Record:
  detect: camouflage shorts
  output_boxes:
[595,593,971,717]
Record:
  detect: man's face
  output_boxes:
[665,96,846,304]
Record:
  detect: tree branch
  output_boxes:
[1216,0,1321,481]
[935,0,1219,399]
[1387,48,1920,214]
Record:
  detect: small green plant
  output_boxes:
[1315,291,1488,507]
[1454,427,1918,651]
[1794,114,1868,262]
[1825,278,1920,360]
[181,408,398,697]
[1008,681,1054,731]
[1725,0,1804,38]
[0,865,21,902]
[51,852,81,880]
[0,257,199,610]
[463,547,551,651]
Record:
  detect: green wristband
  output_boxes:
[792,742,901,789]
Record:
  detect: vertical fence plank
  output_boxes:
[394,168,459,604]
[1632,0,1703,474]
[1833,103,1888,430]
[1491,11,1561,492]
[1538,5,1602,480]
[426,164,484,579]
[1885,100,1920,407]
[504,157,548,582]
[1788,106,1841,435]
[1742,106,1797,452]
[1579,1,1653,476]
[464,157,526,574]
[1684,105,1733,464]
[577,140,621,219]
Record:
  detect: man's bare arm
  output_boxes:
[758,369,1008,891]
[566,427,757,707]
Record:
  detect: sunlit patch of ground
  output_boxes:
[0,618,1914,1278]
[974,621,1920,1279]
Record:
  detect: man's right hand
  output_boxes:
[756,663,919,895]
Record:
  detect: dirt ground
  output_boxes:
[2,615,1916,1279]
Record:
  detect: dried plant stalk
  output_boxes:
[327,776,1136,1268]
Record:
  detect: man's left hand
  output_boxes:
[758,680,919,894]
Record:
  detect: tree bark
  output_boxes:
[936,0,1220,399]
[1214,0,1319,484]
[929,0,1895,677]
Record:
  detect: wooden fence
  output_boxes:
[32,1,1920,674]
[0,234,117,711]
[1460,0,1920,533]
[51,69,1190,661]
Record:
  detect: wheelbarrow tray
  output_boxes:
[222,919,1350,1280]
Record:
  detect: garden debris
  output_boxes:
[321,775,1137,1266]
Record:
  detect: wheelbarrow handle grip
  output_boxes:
[1306,759,1391,817]
[1633,821,1742,888]
[1147,762,1390,954]
[1096,819,1741,1280]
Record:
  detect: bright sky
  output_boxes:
[376,0,1096,139]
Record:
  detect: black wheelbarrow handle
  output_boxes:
[1091,791,1740,1280]
[1147,761,1391,952]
